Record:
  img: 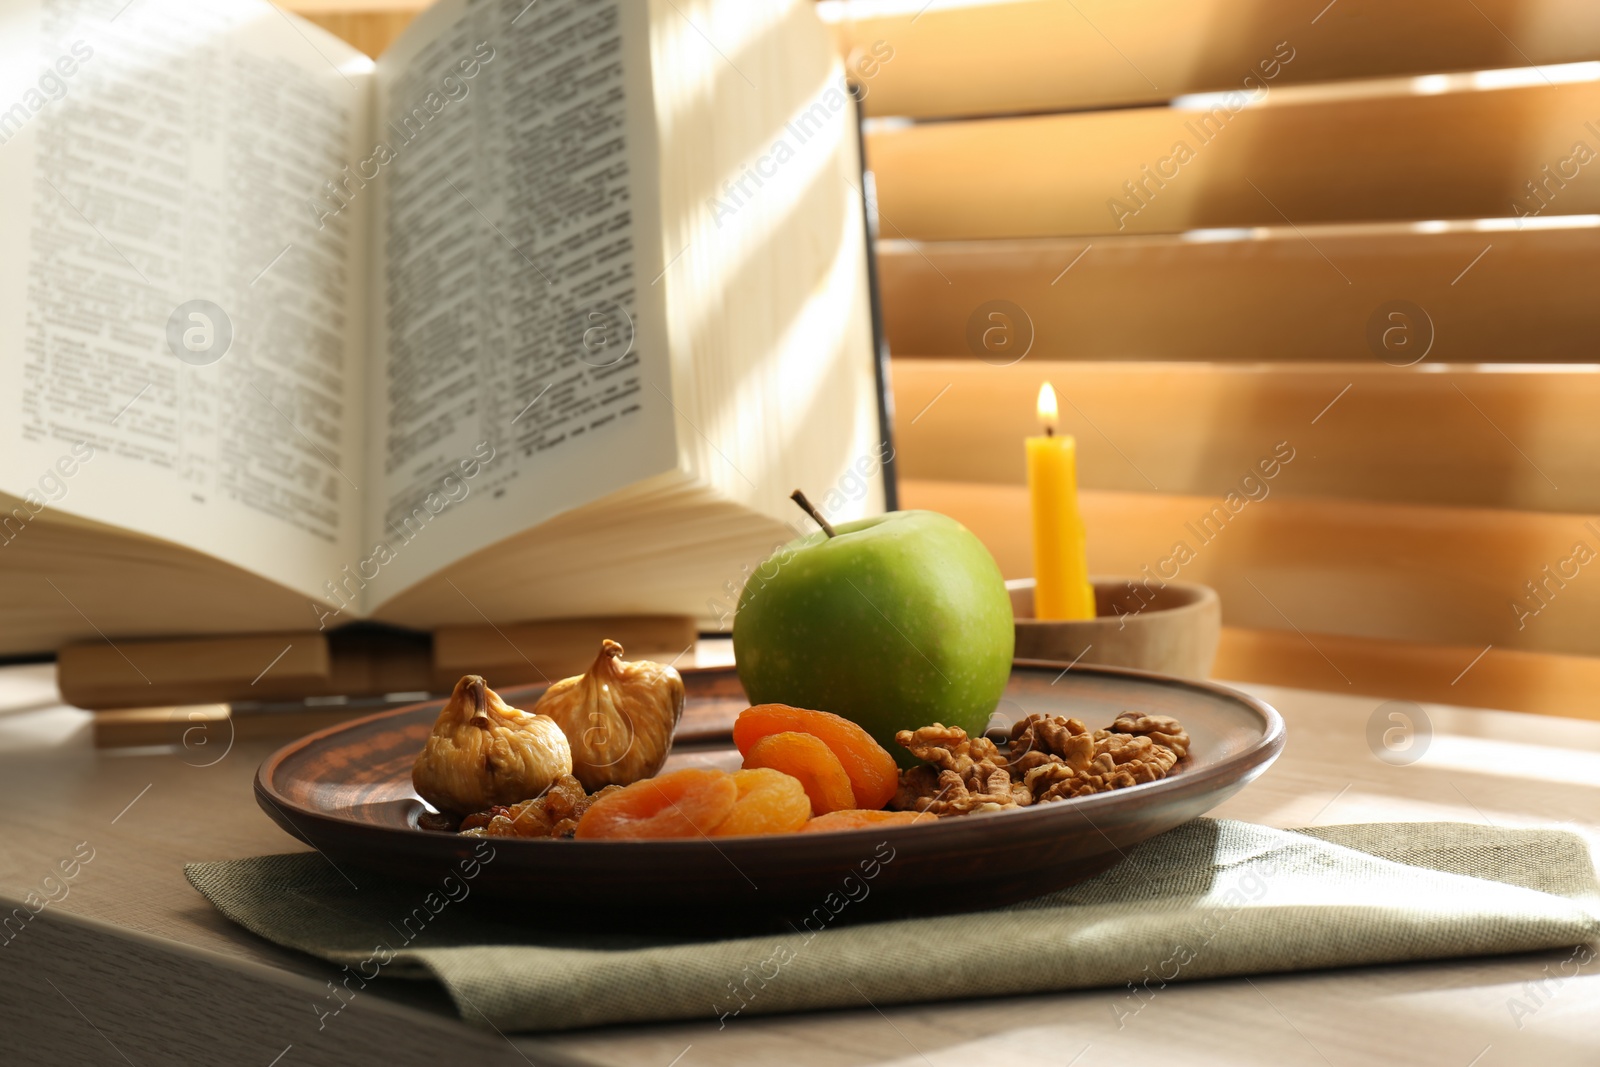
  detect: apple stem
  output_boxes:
[790,489,837,538]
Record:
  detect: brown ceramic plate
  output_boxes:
[255,662,1283,925]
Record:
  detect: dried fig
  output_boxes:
[533,639,685,789]
[412,675,572,815]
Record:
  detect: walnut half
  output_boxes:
[1007,711,1188,804]
[1110,711,1191,758]
[889,710,1190,816]
[892,724,1030,816]
[459,774,623,838]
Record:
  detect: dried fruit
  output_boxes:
[733,704,898,809]
[801,809,930,833]
[412,675,572,816]
[574,767,739,839]
[743,731,857,815]
[711,768,812,837]
[533,640,686,790]
[459,774,623,838]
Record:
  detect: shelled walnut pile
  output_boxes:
[890,711,1190,817]
[459,774,623,838]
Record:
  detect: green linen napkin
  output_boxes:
[184,819,1600,1033]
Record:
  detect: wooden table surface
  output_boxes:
[1,659,1596,1067]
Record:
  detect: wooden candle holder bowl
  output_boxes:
[1009,577,1221,680]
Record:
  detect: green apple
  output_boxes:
[733,509,1014,768]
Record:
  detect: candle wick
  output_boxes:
[1044,426,1054,437]
[790,489,837,538]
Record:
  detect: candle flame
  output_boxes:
[1037,381,1058,433]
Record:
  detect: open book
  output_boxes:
[0,0,888,656]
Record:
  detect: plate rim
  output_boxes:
[254,660,1285,848]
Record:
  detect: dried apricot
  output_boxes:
[734,705,899,810]
[801,809,931,833]
[574,767,738,839]
[711,768,812,836]
[742,732,856,816]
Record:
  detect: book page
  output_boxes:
[362,0,677,609]
[0,0,371,609]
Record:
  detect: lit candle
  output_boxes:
[1026,382,1095,621]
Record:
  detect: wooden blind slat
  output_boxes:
[830,0,1600,119]
[867,82,1600,238]
[901,479,1600,657]
[892,361,1598,514]
[1214,626,1600,722]
[878,226,1600,363]
[299,10,417,56]
[287,0,426,11]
